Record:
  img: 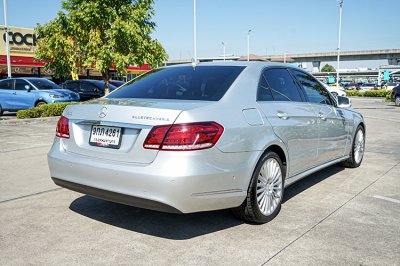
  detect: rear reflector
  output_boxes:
[143,122,224,151]
[56,115,70,139]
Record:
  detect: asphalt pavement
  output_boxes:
[0,98,399,265]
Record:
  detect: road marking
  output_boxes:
[0,188,62,204]
[373,195,400,204]
[363,116,400,123]
[261,161,400,265]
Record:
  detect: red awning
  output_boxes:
[0,55,152,72]
[126,64,152,71]
[0,55,45,67]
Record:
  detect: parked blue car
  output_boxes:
[0,78,80,116]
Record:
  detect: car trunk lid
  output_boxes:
[60,98,212,164]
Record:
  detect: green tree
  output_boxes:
[321,64,336,72]
[35,0,168,92]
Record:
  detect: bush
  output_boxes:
[345,90,362,97]
[16,102,77,119]
[345,90,392,98]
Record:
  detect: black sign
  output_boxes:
[3,31,38,46]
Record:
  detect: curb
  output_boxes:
[0,116,60,125]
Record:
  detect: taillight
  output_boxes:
[56,115,70,139]
[143,122,224,151]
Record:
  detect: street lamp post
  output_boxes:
[222,42,226,61]
[193,0,197,63]
[336,0,343,86]
[247,30,251,61]
[3,0,11,78]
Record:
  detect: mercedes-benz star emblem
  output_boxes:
[98,107,108,118]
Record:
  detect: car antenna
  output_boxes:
[191,58,199,68]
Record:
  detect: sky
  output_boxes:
[1,0,399,69]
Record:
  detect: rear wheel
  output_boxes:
[232,151,284,224]
[35,101,47,107]
[341,125,365,168]
[395,96,400,107]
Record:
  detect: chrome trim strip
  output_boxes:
[191,189,243,197]
[73,119,152,129]
[284,155,349,187]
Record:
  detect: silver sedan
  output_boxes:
[48,62,365,223]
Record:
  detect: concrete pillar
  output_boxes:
[312,61,321,72]
[388,59,399,65]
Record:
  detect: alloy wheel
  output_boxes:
[256,158,283,216]
[354,129,365,164]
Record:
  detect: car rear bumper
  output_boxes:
[48,138,258,213]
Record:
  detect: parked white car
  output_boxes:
[322,83,347,97]
[385,83,399,90]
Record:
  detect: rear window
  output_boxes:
[107,66,245,101]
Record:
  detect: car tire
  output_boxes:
[35,101,47,107]
[0,104,3,116]
[341,125,365,168]
[395,96,400,107]
[232,151,285,224]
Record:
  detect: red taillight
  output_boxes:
[143,122,224,151]
[56,115,70,139]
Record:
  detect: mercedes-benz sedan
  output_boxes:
[48,62,365,223]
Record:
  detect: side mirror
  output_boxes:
[337,96,352,108]
[25,85,32,92]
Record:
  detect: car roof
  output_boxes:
[5,77,52,80]
[167,61,289,68]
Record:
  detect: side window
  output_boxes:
[263,68,303,102]
[257,72,274,101]
[81,83,101,93]
[15,79,29,90]
[291,70,333,105]
[0,79,13,90]
[64,82,79,92]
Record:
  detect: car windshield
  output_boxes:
[106,66,245,101]
[27,79,61,90]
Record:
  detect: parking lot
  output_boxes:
[0,97,399,265]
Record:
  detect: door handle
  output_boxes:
[277,111,289,120]
[319,112,327,121]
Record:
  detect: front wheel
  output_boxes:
[35,101,47,107]
[232,151,285,224]
[341,125,365,168]
[395,96,400,107]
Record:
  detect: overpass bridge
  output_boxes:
[266,49,400,72]
[166,49,400,72]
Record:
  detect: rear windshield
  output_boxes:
[27,79,60,90]
[106,66,245,101]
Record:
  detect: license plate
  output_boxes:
[89,125,123,149]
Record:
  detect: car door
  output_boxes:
[13,79,36,109]
[256,67,319,177]
[290,69,348,164]
[0,79,14,109]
